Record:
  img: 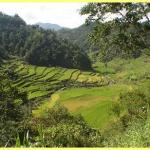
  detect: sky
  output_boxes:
[0,3,87,28]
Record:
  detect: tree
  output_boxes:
[80,3,150,61]
[89,22,115,66]
[0,45,6,62]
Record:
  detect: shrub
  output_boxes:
[119,89,150,120]
[104,88,150,147]
[36,123,102,147]
[31,104,103,147]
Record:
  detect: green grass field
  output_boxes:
[53,84,131,129]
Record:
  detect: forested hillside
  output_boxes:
[0,12,91,70]
[58,23,96,52]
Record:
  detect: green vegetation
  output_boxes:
[1,53,149,147]
[0,2,150,147]
[54,85,127,128]
[45,55,149,129]
[0,73,30,147]
[0,12,91,70]
[103,86,150,147]
[80,3,150,65]
[31,105,103,147]
[58,23,97,52]
[2,57,107,101]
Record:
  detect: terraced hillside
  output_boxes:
[1,55,150,130]
[1,57,110,108]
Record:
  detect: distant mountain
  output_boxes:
[36,22,68,31]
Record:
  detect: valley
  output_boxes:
[0,3,150,147]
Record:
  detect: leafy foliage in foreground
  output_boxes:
[26,105,103,147]
[0,73,30,147]
[103,86,150,147]
[80,3,150,64]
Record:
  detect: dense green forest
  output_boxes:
[0,12,91,70]
[0,2,150,147]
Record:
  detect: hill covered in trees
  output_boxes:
[0,12,91,70]
[57,23,97,52]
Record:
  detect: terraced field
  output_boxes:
[2,57,110,109]
[2,55,150,130]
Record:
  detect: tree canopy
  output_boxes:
[80,3,150,63]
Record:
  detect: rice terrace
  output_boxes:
[0,2,150,147]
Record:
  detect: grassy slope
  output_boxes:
[2,55,150,130]
[93,55,150,82]
[55,84,129,129]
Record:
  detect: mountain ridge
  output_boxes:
[36,22,69,31]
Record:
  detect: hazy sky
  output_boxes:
[0,3,87,28]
